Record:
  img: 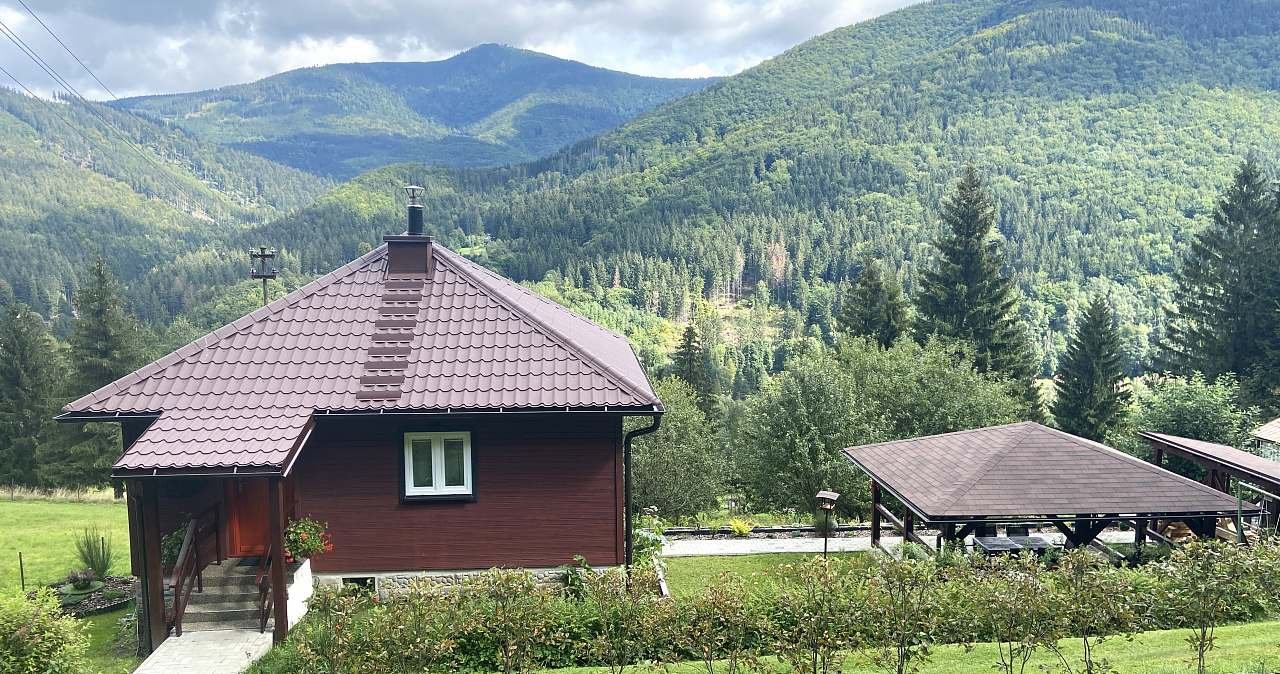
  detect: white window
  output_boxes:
[404,431,472,497]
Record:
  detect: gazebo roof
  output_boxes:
[844,422,1250,521]
[1141,431,1280,488]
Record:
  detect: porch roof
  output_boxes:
[1140,431,1280,488]
[844,422,1251,521]
[62,242,661,475]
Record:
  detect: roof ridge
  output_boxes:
[934,421,1037,513]
[1037,424,1234,503]
[65,245,390,413]
[432,245,658,407]
[844,420,1031,454]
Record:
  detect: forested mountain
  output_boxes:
[246,0,1280,375]
[112,44,716,179]
[0,88,331,325]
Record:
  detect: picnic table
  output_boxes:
[974,535,1053,554]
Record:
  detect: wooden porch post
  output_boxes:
[268,477,288,643]
[132,479,168,651]
[870,480,881,547]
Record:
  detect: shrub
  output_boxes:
[1046,549,1140,674]
[962,554,1055,674]
[862,550,942,674]
[0,590,89,674]
[75,526,113,579]
[673,572,766,674]
[112,609,139,657]
[284,517,332,560]
[1155,541,1257,674]
[727,518,754,537]
[160,527,184,569]
[292,584,374,673]
[580,568,667,674]
[770,557,864,674]
[461,569,552,674]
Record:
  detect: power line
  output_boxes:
[0,17,202,211]
[13,0,117,99]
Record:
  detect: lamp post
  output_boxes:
[816,490,840,559]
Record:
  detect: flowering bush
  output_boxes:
[284,517,332,560]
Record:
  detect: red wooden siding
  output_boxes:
[293,413,624,573]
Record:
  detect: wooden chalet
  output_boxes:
[57,194,663,655]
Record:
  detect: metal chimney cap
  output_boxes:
[404,185,425,205]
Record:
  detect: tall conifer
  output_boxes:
[69,257,143,397]
[915,166,1041,414]
[838,259,909,347]
[0,304,62,491]
[1052,297,1131,441]
[1160,158,1280,387]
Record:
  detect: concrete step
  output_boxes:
[184,618,272,633]
[184,605,260,623]
[186,585,260,601]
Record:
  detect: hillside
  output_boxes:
[247,0,1280,374]
[113,44,716,178]
[0,88,331,323]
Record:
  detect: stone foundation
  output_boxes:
[312,566,595,598]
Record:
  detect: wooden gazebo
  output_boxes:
[1141,432,1280,532]
[845,422,1260,552]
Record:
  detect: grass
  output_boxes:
[83,606,140,674]
[1,499,136,673]
[663,552,867,598]
[0,498,130,592]
[250,619,1280,674]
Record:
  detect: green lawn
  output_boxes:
[531,621,1280,673]
[663,552,867,598]
[84,606,140,674]
[0,499,136,673]
[0,499,130,591]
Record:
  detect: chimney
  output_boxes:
[384,185,434,276]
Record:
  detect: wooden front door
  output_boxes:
[226,478,269,557]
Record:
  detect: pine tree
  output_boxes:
[915,166,1041,413]
[69,257,143,398]
[0,304,62,492]
[1160,158,1280,394]
[838,259,909,347]
[1052,297,1131,442]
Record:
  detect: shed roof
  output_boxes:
[1254,416,1280,445]
[64,242,660,474]
[1141,431,1280,487]
[844,422,1247,520]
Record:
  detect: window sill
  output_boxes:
[400,492,476,504]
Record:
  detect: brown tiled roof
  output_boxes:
[844,422,1245,519]
[1141,431,1280,486]
[65,243,660,473]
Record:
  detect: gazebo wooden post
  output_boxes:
[1133,516,1147,547]
[870,480,881,547]
[939,522,956,550]
[903,511,914,544]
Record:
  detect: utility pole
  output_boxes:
[249,247,278,306]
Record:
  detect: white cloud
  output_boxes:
[0,0,922,98]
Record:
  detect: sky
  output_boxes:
[0,0,920,99]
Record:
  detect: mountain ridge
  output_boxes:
[112,44,718,178]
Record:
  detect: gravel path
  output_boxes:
[661,530,1136,557]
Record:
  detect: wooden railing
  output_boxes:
[169,506,222,637]
[256,544,275,634]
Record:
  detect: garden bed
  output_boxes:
[29,575,136,617]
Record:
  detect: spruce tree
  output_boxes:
[838,259,909,348]
[69,257,143,398]
[46,257,143,489]
[0,304,62,492]
[1052,297,1131,442]
[672,323,710,401]
[1160,158,1280,397]
[915,166,1041,412]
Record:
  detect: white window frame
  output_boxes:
[403,431,473,497]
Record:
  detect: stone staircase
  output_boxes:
[177,559,295,632]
